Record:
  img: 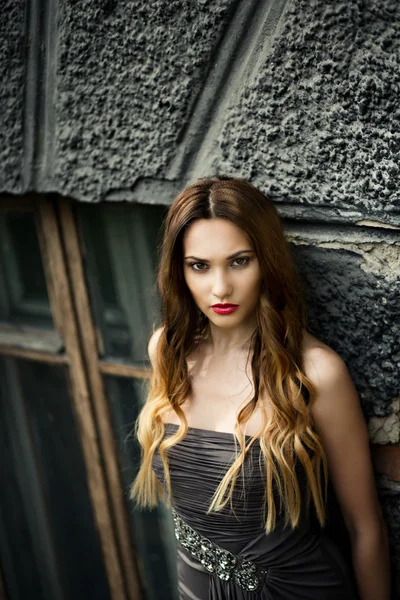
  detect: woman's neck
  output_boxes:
[202,322,257,355]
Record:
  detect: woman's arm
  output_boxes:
[304,343,391,600]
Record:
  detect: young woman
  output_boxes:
[131,176,390,599]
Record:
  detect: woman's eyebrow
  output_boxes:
[184,249,254,261]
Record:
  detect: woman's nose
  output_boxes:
[211,269,233,299]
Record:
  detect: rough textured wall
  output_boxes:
[0,0,26,193]
[2,0,400,220]
[54,0,235,200]
[289,230,399,418]
[213,0,400,222]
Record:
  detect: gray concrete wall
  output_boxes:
[0,0,399,593]
[0,0,26,193]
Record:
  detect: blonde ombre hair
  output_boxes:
[130,176,328,532]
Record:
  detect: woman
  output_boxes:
[131,176,390,599]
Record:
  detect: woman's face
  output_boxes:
[182,218,263,329]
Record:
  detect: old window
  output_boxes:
[0,195,176,600]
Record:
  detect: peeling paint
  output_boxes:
[356,220,400,230]
[288,236,400,283]
[368,398,400,444]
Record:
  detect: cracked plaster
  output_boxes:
[368,398,400,444]
[292,239,400,282]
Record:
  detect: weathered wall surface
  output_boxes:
[213,0,400,222]
[288,226,399,419]
[0,0,25,193]
[54,0,234,201]
[0,0,399,593]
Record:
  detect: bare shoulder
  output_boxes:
[147,325,204,371]
[148,326,164,368]
[147,327,179,425]
[301,331,361,426]
[302,331,349,392]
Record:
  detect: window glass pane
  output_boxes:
[104,375,177,600]
[78,203,166,363]
[0,211,53,328]
[0,358,111,600]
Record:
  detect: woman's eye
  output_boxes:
[233,257,249,267]
[190,262,208,272]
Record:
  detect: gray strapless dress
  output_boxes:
[152,423,357,600]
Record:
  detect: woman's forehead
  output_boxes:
[183,218,252,255]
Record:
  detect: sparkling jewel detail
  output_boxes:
[172,508,267,592]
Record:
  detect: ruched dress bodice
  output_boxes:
[152,423,357,600]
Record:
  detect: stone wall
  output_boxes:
[0,0,26,193]
[0,0,399,594]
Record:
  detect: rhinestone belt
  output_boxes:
[172,508,268,592]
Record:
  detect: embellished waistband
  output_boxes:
[172,508,268,592]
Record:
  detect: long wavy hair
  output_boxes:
[131,176,328,532]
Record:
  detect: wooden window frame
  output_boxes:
[0,194,143,600]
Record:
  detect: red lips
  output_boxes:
[211,303,239,307]
[211,304,239,315]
